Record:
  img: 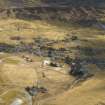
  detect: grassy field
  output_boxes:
[0,18,105,105]
[0,19,105,43]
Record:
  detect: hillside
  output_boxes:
[0,0,104,23]
[42,0,105,7]
[0,0,105,8]
[0,0,105,105]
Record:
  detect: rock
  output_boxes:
[25,86,39,96]
[71,36,78,41]
[25,86,47,96]
[69,59,91,78]
[64,56,72,64]
[10,98,23,105]
[42,59,51,66]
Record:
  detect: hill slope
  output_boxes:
[0,0,105,8]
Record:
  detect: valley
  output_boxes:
[0,0,105,105]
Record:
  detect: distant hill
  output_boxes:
[0,0,40,8]
[0,0,105,8]
[42,0,105,8]
[0,0,105,22]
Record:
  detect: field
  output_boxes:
[0,18,105,105]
